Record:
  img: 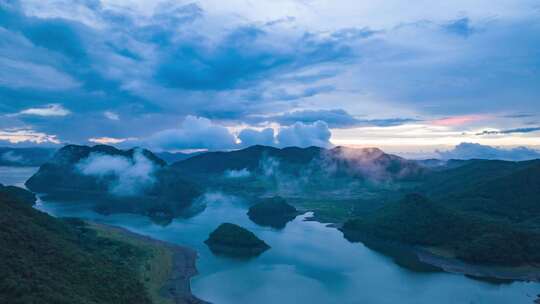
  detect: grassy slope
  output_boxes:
[0,187,188,304]
[89,223,175,304]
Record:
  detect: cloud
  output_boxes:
[17,104,71,117]
[0,0,539,150]
[104,111,119,120]
[224,168,251,178]
[437,142,540,161]
[503,113,536,119]
[141,116,237,150]
[270,109,359,128]
[154,25,355,91]
[239,121,333,148]
[131,117,332,150]
[277,121,332,148]
[88,137,130,144]
[266,109,419,128]
[238,128,275,146]
[0,57,81,90]
[431,115,487,126]
[77,149,156,196]
[475,127,540,135]
[443,17,475,37]
[0,0,364,143]
[0,128,60,145]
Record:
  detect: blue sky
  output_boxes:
[0,0,539,157]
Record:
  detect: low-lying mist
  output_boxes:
[77,149,157,196]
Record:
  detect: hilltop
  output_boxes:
[25,144,202,222]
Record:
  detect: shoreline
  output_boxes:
[336,226,540,283]
[414,247,540,282]
[90,223,209,304]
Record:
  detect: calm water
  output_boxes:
[0,166,38,188]
[2,167,539,304]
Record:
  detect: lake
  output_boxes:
[1,166,539,304]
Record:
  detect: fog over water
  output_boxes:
[1,167,539,304]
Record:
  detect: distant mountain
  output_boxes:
[172,145,425,181]
[0,147,56,166]
[341,193,540,266]
[172,145,323,174]
[26,144,201,220]
[156,151,204,163]
[321,146,425,180]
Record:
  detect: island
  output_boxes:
[204,223,270,257]
[247,196,300,229]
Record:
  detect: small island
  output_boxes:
[204,223,270,258]
[247,196,300,229]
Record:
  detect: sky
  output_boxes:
[0,0,539,158]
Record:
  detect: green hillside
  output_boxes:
[0,186,190,304]
[342,194,540,265]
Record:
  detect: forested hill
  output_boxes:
[0,186,157,303]
[341,193,540,266]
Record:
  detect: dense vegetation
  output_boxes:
[247,196,300,229]
[0,186,158,303]
[342,194,540,265]
[205,223,270,257]
[0,183,36,205]
[430,160,540,221]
